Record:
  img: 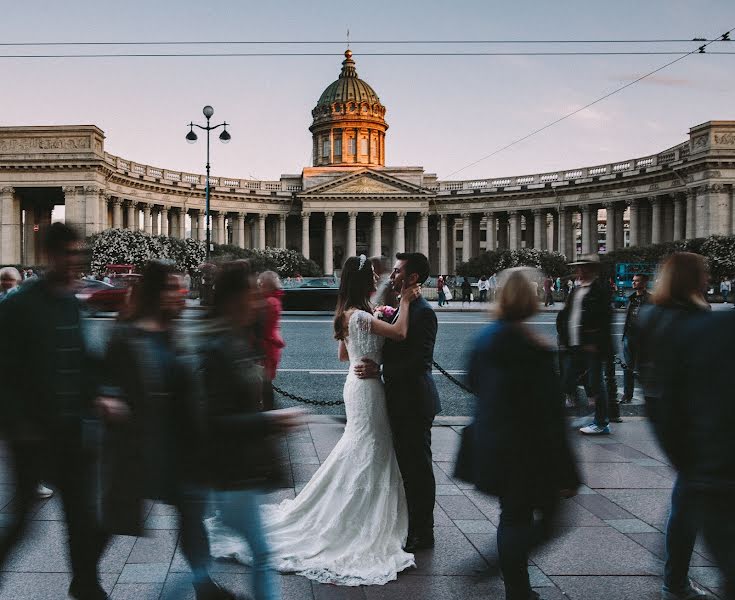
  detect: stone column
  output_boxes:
[371,211,382,257]
[650,197,663,244]
[301,212,310,259]
[672,195,685,241]
[197,211,206,242]
[151,208,160,236]
[532,209,544,249]
[1,187,20,265]
[279,214,287,249]
[604,203,616,253]
[347,211,357,258]
[83,186,101,236]
[461,213,472,261]
[497,214,509,249]
[704,184,731,236]
[179,209,186,239]
[324,211,334,274]
[125,201,137,230]
[100,192,110,231]
[614,204,625,249]
[258,214,267,250]
[112,199,123,229]
[160,207,169,236]
[439,214,448,275]
[508,211,520,250]
[559,207,574,258]
[419,211,429,257]
[628,200,640,247]
[394,211,406,255]
[580,205,593,254]
[237,213,246,248]
[484,211,496,251]
[685,189,696,239]
[143,205,153,235]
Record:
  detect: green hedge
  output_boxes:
[457,248,569,278]
[210,245,322,277]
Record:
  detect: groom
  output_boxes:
[357,252,441,552]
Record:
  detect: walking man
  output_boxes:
[621,273,650,403]
[543,275,555,307]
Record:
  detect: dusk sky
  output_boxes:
[2,0,734,182]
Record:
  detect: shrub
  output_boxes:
[210,245,322,277]
[458,248,569,278]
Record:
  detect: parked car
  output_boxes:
[75,279,115,303]
[281,276,339,311]
[82,274,141,314]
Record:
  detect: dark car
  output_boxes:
[281,277,339,311]
[82,274,141,314]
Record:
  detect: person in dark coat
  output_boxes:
[355,252,441,553]
[0,223,108,600]
[96,261,237,600]
[620,273,651,403]
[466,269,580,600]
[202,261,302,600]
[637,253,712,600]
[556,254,613,434]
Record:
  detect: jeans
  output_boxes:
[622,336,639,400]
[214,489,279,600]
[479,290,487,302]
[174,487,212,586]
[664,477,698,592]
[695,489,735,599]
[498,492,559,600]
[562,347,609,426]
[438,291,446,306]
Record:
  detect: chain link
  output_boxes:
[272,360,472,407]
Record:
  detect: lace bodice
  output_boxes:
[346,310,384,365]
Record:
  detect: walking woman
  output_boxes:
[638,253,711,600]
[203,261,301,600]
[463,269,579,600]
[97,261,237,600]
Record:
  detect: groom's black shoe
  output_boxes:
[404,533,435,553]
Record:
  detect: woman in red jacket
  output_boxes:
[258,271,286,411]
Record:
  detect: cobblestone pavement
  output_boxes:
[0,417,725,599]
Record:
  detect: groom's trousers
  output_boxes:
[390,416,436,537]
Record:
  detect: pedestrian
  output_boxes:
[462,268,580,600]
[489,272,498,301]
[204,261,303,600]
[543,275,554,307]
[620,273,650,404]
[0,266,22,301]
[461,277,472,305]
[442,276,453,305]
[96,260,238,600]
[0,223,107,600]
[555,276,562,293]
[478,275,490,302]
[637,253,714,600]
[720,277,731,303]
[437,275,446,307]
[556,254,613,435]
[258,270,286,411]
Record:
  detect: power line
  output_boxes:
[442,29,735,180]
[1,51,734,58]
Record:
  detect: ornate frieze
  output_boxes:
[0,136,91,153]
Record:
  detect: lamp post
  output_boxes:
[186,105,231,260]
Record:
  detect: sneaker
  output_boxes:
[36,483,53,499]
[662,580,710,599]
[579,423,611,435]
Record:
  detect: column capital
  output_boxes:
[439,213,447,221]
[372,211,382,218]
[301,211,311,218]
[483,210,495,218]
[325,211,335,218]
[258,212,267,221]
[348,210,358,218]
[581,204,593,213]
[1,186,15,195]
[62,185,77,194]
[124,199,137,208]
[396,210,407,218]
[461,212,471,219]
[420,210,429,218]
[648,196,661,205]
[674,191,687,202]
[602,201,615,209]
[160,206,169,213]
[238,212,247,219]
[102,191,112,201]
[507,210,519,217]
[110,198,122,206]
[83,185,100,194]
[704,183,726,194]
[278,213,287,221]
[141,204,152,213]
[531,208,544,216]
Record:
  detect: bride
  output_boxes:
[207,254,420,586]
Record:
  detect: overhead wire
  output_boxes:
[442,29,735,179]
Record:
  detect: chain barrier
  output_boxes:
[272,360,472,407]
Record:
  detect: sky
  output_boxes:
[1,0,734,182]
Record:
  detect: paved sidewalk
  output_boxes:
[0,418,725,599]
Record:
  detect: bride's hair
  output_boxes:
[333,255,375,340]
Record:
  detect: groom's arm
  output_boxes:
[382,307,437,377]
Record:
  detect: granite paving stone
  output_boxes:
[110,583,165,600]
[597,489,673,527]
[550,575,664,600]
[580,462,674,489]
[625,531,711,566]
[435,495,486,520]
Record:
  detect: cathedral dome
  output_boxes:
[310,50,388,168]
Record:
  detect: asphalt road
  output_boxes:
[82,309,629,417]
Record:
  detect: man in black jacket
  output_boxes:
[357,252,441,552]
[556,254,613,435]
[621,273,650,403]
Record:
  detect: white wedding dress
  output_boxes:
[206,310,415,586]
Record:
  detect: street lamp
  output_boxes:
[186,105,231,260]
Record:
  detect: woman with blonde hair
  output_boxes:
[637,252,711,600]
[462,268,579,600]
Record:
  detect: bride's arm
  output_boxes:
[338,340,349,362]
[369,285,419,341]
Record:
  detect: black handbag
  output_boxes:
[453,422,476,484]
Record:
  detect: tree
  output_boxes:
[210,245,322,277]
[458,248,569,278]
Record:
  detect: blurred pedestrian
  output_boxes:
[204,262,302,600]
[720,277,731,303]
[463,269,580,600]
[0,266,22,300]
[442,276,453,305]
[461,277,472,305]
[437,275,446,307]
[556,254,613,435]
[637,253,712,600]
[258,270,286,411]
[543,275,554,307]
[97,260,237,600]
[0,223,106,600]
[620,273,650,404]
[478,276,490,302]
[489,272,498,301]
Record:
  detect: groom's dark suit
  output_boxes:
[383,296,441,539]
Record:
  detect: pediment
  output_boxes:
[300,169,429,197]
